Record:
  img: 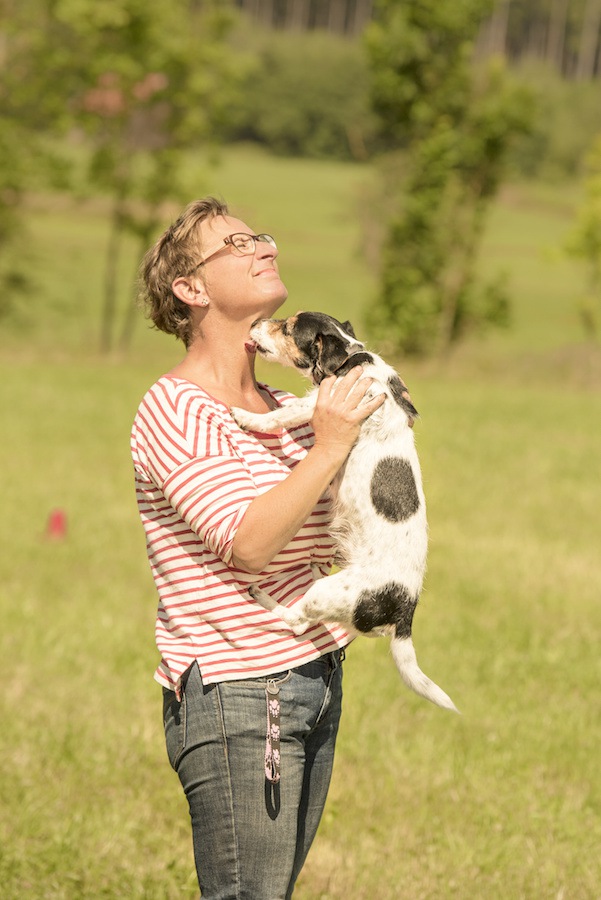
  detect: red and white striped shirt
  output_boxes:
[131,375,352,694]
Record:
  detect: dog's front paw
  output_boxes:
[230,406,257,431]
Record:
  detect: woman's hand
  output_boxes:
[311,366,385,465]
[231,367,385,573]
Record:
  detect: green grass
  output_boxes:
[1,146,600,898]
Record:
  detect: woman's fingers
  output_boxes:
[326,367,370,402]
[317,367,387,417]
[340,369,386,411]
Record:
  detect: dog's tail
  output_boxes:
[390,637,459,712]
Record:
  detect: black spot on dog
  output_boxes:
[353,582,417,638]
[388,375,419,420]
[370,457,420,522]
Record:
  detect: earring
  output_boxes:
[200,299,208,307]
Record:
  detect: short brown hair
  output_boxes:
[140,197,229,347]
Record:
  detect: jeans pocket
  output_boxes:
[163,687,187,771]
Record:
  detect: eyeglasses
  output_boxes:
[191,233,277,271]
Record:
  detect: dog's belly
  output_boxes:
[330,436,428,595]
[334,438,426,517]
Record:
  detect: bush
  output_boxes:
[222,24,601,177]
[223,28,376,161]
[507,64,601,179]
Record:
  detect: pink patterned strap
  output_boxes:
[265,680,281,784]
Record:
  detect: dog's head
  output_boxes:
[248,311,367,383]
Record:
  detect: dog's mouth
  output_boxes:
[244,338,269,356]
[246,319,273,356]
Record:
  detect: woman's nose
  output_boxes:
[256,240,277,260]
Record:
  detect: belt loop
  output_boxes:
[327,647,345,672]
[176,661,195,701]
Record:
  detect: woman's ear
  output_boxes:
[171,276,208,308]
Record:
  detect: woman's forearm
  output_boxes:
[231,367,385,574]
[230,444,344,573]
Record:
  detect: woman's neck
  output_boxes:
[168,334,274,413]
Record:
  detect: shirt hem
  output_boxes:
[154,632,355,694]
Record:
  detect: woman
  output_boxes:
[131,197,384,898]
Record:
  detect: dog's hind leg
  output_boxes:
[248,583,280,614]
[270,570,360,636]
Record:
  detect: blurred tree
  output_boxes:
[365,0,533,356]
[565,135,601,338]
[38,0,240,351]
[0,0,70,322]
[0,124,29,323]
[225,28,375,160]
[546,0,570,71]
[233,0,373,34]
[575,0,601,80]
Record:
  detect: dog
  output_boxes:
[231,311,457,712]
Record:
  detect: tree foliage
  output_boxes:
[0,0,71,321]
[565,135,601,338]
[43,0,240,351]
[1,0,240,348]
[365,0,533,356]
[224,28,376,160]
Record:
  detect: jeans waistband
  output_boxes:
[178,646,346,696]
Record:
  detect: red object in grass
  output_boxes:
[46,508,67,540]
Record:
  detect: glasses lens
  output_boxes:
[228,233,277,255]
[230,233,255,254]
[256,234,277,249]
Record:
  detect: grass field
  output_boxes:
[1,146,600,898]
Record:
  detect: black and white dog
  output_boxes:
[232,311,457,712]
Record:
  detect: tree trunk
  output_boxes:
[119,221,159,352]
[438,196,487,353]
[288,0,310,30]
[118,240,143,353]
[238,0,260,20]
[328,0,347,34]
[546,0,570,73]
[258,0,274,28]
[576,0,601,79]
[475,0,510,60]
[100,193,126,353]
[526,20,547,61]
[352,0,374,36]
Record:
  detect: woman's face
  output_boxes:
[196,215,288,320]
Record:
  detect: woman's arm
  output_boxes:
[231,367,384,573]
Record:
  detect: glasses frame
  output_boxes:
[189,233,277,273]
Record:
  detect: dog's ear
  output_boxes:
[388,375,419,420]
[314,333,350,381]
[340,320,356,339]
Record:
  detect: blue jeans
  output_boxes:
[162,650,344,899]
